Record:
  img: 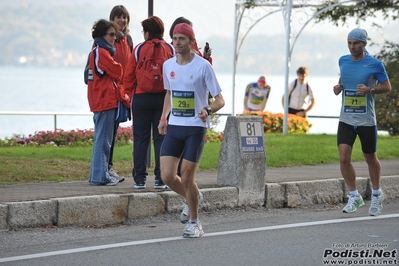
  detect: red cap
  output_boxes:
[258,76,266,85]
[173,23,195,40]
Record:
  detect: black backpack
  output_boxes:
[288,79,309,103]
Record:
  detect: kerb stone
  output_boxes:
[282,179,343,207]
[265,183,285,209]
[342,177,369,199]
[381,175,399,200]
[7,200,56,229]
[56,195,128,226]
[0,204,8,231]
[127,193,165,218]
[160,191,184,213]
[200,187,238,210]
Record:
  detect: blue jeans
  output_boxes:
[89,109,116,185]
[132,93,165,183]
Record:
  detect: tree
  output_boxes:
[374,42,399,136]
[316,0,399,26]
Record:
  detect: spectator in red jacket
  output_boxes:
[87,19,130,186]
[124,16,175,190]
[107,5,133,183]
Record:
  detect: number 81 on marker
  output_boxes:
[240,122,262,137]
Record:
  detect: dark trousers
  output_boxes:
[108,121,119,169]
[131,93,165,183]
[288,107,305,115]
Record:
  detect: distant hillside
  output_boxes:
[0,1,395,76]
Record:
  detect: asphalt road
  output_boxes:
[1,200,398,266]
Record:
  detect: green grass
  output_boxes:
[0,134,398,185]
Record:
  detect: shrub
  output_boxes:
[0,126,224,147]
[0,129,96,146]
[237,111,312,133]
[375,42,399,136]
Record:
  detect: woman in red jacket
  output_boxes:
[107,5,133,183]
[124,16,175,190]
[87,19,130,186]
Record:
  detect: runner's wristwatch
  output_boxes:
[204,107,212,115]
[370,87,375,95]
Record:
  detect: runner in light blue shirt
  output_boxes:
[333,28,391,216]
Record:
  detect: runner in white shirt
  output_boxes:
[158,23,225,238]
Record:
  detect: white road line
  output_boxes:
[1,213,398,263]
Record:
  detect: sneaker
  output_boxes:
[134,181,146,189]
[154,180,167,189]
[369,191,384,216]
[342,194,365,213]
[108,167,125,182]
[180,192,204,224]
[105,176,119,186]
[183,221,204,238]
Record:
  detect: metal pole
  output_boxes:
[148,0,153,17]
[147,0,154,166]
[283,0,293,136]
[232,3,240,116]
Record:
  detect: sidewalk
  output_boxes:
[1,159,398,203]
[0,159,398,231]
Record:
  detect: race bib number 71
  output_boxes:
[344,90,367,114]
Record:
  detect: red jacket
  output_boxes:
[87,46,126,112]
[113,34,132,82]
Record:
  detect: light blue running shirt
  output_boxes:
[338,54,389,126]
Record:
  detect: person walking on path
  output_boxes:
[333,28,391,216]
[124,16,175,190]
[281,66,315,117]
[158,23,225,238]
[243,76,271,112]
[107,5,133,183]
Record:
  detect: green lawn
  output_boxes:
[0,134,398,185]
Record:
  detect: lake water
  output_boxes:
[0,66,343,138]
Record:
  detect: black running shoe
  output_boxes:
[154,180,167,189]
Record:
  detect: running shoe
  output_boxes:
[180,192,203,224]
[342,194,364,213]
[108,167,125,182]
[154,180,167,189]
[183,221,204,238]
[369,191,384,216]
[134,181,146,189]
[105,176,119,186]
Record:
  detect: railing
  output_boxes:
[0,111,339,132]
[0,111,93,131]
